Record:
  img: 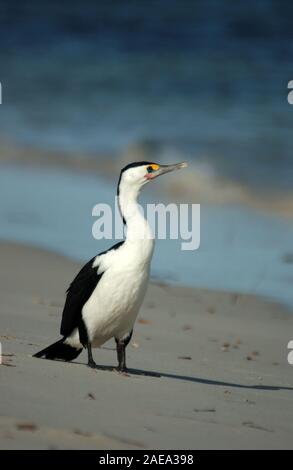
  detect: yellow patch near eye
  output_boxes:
[150,164,160,171]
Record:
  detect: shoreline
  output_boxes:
[1,162,293,309]
[1,242,293,449]
[2,236,293,312]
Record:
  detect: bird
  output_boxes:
[34,161,187,373]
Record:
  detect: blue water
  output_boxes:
[0,1,293,190]
[1,164,293,308]
[1,2,292,306]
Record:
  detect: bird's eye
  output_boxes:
[147,166,154,173]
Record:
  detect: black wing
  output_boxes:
[60,241,124,337]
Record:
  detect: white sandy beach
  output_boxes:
[1,242,293,449]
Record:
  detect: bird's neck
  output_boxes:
[118,184,154,250]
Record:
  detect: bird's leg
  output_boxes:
[115,330,133,373]
[116,342,126,371]
[87,340,97,369]
[78,319,97,369]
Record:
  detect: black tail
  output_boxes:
[33,338,82,362]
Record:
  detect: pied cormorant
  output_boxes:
[34,161,187,373]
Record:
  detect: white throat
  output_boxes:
[118,181,154,249]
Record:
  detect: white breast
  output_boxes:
[68,237,154,349]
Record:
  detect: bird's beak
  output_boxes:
[152,162,188,179]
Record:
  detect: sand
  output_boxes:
[1,242,293,449]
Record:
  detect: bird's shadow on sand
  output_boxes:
[68,360,293,392]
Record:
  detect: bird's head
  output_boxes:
[118,161,187,196]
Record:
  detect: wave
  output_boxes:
[1,137,293,218]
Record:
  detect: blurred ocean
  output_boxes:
[0,0,293,190]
